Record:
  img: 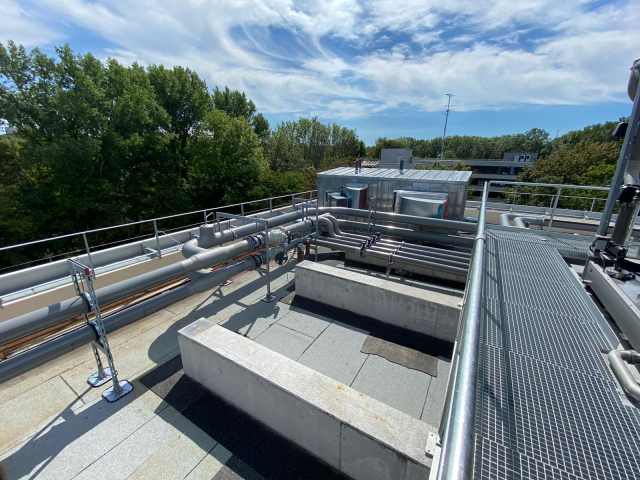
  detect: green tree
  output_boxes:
[187,110,267,206]
[212,86,256,120]
[147,64,210,178]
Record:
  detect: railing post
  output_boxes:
[590,198,596,218]
[203,210,207,225]
[82,233,95,277]
[309,191,313,201]
[269,198,273,215]
[315,205,319,263]
[153,220,162,259]
[241,204,245,216]
[547,186,562,232]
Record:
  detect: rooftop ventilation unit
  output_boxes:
[317,167,472,221]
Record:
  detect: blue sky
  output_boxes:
[3,0,638,144]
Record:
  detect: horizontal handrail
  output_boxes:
[436,181,489,480]
[489,181,611,231]
[0,190,317,253]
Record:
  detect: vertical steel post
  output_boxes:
[598,75,640,235]
[589,198,597,218]
[203,210,207,225]
[265,220,270,297]
[309,191,313,201]
[260,220,277,303]
[547,186,562,232]
[315,205,319,262]
[82,233,95,277]
[241,204,245,216]
[153,220,162,259]
[269,198,273,215]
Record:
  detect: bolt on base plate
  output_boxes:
[260,294,278,303]
[102,380,134,403]
[87,367,113,387]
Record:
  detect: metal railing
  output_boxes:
[436,181,489,480]
[0,190,317,273]
[487,181,611,231]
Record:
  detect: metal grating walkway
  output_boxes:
[474,228,640,479]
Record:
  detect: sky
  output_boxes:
[2,0,639,144]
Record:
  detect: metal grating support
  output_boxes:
[474,228,640,479]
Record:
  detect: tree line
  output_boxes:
[372,119,626,210]
[0,42,362,269]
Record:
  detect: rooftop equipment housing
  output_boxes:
[317,167,472,221]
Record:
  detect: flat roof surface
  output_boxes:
[0,249,457,479]
[317,167,472,184]
[474,228,640,479]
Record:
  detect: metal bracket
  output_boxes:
[103,381,134,403]
[425,432,440,458]
[260,294,278,303]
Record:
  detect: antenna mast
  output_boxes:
[440,93,454,159]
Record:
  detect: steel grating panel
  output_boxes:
[474,227,640,479]
[487,229,593,253]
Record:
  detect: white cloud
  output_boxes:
[3,0,639,122]
[0,0,63,47]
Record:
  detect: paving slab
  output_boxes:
[77,403,216,480]
[139,354,204,413]
[420,357,451,428]
[219,300,292,339]
[254,324,315,361]
[212,455,266,480]
[186,444,233,480]
[0,383,166,480]
[276,308,333,338]
[297,320,369,386]
[0,375,80,455]
[351,355,432,419]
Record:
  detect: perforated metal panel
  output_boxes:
[474,228,640,479]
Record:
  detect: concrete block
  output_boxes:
[255,324,315,360]
[298,320,369,386]
[351,355,432,419]
[340,423,399,480]
[295,261,460,342]
[179,320,432,480]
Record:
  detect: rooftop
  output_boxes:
[1,179,640,480]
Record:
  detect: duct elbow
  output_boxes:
[609,349,640,402]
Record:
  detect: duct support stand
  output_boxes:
[217,210,278,303]
[68,258,133,403]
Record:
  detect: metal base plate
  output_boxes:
[260,294,278,303]
[87,367,113,387]
[102,380,134,403]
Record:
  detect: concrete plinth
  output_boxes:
[295,261,460,342]
[179,319,432,480]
